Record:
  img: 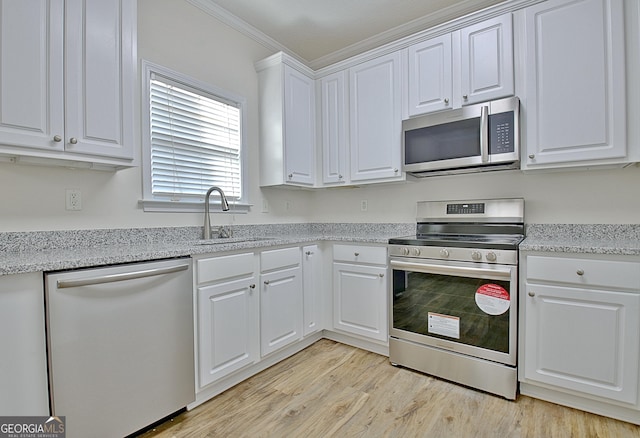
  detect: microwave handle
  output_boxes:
[480,105,489,163]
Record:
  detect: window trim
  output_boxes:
[139,59,250,213]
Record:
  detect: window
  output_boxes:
[140,60,248,212]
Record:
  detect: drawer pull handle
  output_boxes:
[528,291,535,297]
[249,284,256,289]
[576,269,584,276]
[305,251,313,256]
[354,252,360,257]
[379,273,385,278]
[264,280,270,285]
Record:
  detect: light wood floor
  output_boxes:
[140,340,640,437]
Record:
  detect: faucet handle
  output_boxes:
[217,226,233,238]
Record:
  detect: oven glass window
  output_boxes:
[393,271,511,353]
[404,118,481,164]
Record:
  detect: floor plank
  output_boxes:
[139,340,640,438]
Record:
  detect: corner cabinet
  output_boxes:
[333,244,388,342]
[195,253,260,389]
[302,245,322,336]
[349,53,404,183]
[0,0,136,169]
[520,252,640,423]
[319,71,349,185]
[518,0,628,170]
[256,53,316,187]
[407,13,514,116]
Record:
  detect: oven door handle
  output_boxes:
[390,259,513,280]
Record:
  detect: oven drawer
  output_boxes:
[333,244,387,265]
[526,255,640,290]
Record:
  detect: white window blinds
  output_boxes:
[149,74,242,200]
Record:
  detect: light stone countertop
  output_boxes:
[4,223,640,276]
[0,223,414,276]
[520,224,640,256]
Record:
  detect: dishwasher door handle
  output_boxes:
[56,263,190,289]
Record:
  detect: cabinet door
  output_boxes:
[320,71,348,184]
[261,265,303,356]
[302,245,322,336]
[64,0,135,160]
[198,276,259,388]
[407,34,453,116]
[349,52,403,182]
[522,0,626,167]
[460,13,514,105]
[0,0,64,151]
[284,64,316,185]
[333,262,388,342]
[0,273,49,415]
[523,283,640,404]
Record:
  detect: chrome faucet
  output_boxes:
[203,186,230,239]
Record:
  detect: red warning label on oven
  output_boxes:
[475,284,510,315]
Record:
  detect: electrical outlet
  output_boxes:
[66,189,82,211]
[360,200,368,212]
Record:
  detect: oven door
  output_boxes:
[389,257,517,366]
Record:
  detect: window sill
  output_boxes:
[139,199,251,213]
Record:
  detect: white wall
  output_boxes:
[311,167,640,224]
[0,0,639,232]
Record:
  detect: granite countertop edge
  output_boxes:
[521,223,640,256]
[0,229,406,276]
[4,223,640,276]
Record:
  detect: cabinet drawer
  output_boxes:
[333,244,387,265]
[197,253,255,284]
[527,255,640,290]
[261,247,301,272]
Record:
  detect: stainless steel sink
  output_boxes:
[192,237,275,245]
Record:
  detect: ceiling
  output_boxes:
[194,0,507,69]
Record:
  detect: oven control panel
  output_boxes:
[388,245,518,265]
[446,202,485,215]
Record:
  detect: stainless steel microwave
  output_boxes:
[402,96,520,177]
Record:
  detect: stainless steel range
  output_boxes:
[388,198,524,399]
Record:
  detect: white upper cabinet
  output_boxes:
[349,52,404,183]
[64,0,136,161]
[283,65,316,185]
[320,71,349,185]
[0,1,64,152]
[460,13,514,106]
[519,0,627,169]
[256,53,316,187]
[0,0,136,168]
[407,34,453,116]
[407,13,513,117]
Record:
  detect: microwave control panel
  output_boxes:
[489,112,515,154]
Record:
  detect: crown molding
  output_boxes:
[309,0,506,69]
[187,0,547,75]
[185,0,307,65]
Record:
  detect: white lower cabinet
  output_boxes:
[0,272,49,415]
[333,244,388,342]
[302,244,322,336]
[196,253,259,389]
[520,253,640,415]
[260,247,303,356]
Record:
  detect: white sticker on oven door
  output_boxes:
[428,312,460,339]
[475,283,510,315]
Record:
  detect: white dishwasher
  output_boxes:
[45,257,195,438]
